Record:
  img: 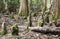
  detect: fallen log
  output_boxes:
[18,26,60,35]
[29,27,60,35]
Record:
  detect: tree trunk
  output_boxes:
[3,0,7,10]
[51,0,58,20]
[58,0,60,19]
[18,0,29,16]
[38,0,47,27]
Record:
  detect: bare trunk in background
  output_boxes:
[51,0,58,20]
[18,0,29,16]
[3,0,7,10]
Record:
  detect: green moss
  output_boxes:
[27,15,32,27]
[19,13,28,18]
[34,37,37,39]
[53,13,60,20]
[26,26,29,33]
[9,15,14,19]
[38,22,43,27]
[12,24,19,35]
[33,13,38,17]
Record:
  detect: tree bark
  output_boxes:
[51,0,58,20]
[3,0,7,10]
[18,26,60,35]
[18,0,29,16]
[30,27,60,35]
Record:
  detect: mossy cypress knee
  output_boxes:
[27,13,32,27]
[12,24,19,35]
[2,22,7,35]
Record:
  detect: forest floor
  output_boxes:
[0,14,60,39]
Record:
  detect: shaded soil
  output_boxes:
[0,14,60,39]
